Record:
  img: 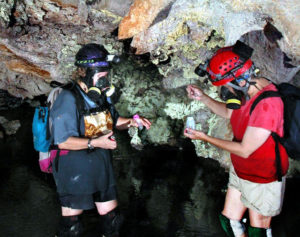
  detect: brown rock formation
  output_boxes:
[118,0,172,40]
[5,59,51,80]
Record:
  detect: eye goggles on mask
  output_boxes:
[82,67,109,88]
[235,69,256,83]
[85,67,115,105]
[89,69,114,96]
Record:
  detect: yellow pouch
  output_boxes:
[84,110,113,138]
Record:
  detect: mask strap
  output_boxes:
[88,87,101,95]
[227,82,245,91]
[105,85,115,97]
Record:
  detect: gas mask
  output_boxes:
[220,86,245,110]
[84,67,115,105]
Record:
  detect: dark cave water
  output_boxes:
[0,104,300,237]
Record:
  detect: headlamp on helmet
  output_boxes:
[194,41,254,86]
[75,55,121,68]
[74,43,121,69]
[194,61,209,77]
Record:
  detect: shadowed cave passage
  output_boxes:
[0,104,300,237]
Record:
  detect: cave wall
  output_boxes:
[0,0,300,170]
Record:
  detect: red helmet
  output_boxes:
[206,47,253,86]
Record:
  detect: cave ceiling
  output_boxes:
[0,0,300,168]
[0,0,299,98]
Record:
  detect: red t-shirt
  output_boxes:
[230,84,289,183]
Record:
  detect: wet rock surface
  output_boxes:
[0,105,300,237]
[1,0,300,166]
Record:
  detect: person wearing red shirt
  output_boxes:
[184,42,289,237]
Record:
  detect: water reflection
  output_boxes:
[0,129,299,236]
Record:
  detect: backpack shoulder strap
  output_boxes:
[51,81,85,115]
[249,88,283,182]
[67,84,86,117]
[65,84,86,137]
[48,81,86,138]
[47,81,71,108]
[271,132,283,182]
[47,87,64,109]
[250,90,281,115]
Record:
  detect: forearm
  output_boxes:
[58,137,89,150]
[185,126,270,158]
[115,117,132,130]
[200,94,232,119]
[204,135,249,158]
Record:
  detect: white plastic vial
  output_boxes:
[186,116,195,131]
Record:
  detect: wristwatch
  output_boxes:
[87,138,94,150]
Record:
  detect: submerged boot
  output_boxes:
[56,215,83,237]
[100,207,124,237]
[219,213,246,237]
[248,226,272,237]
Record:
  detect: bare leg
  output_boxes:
[61,207,83,216]
[96,200,122,236]
[248,209,272,228]
[95,199,118,215]
[222,187,247,220]
[57,207,84,236]
[222,187,248,237]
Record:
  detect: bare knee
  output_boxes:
[96,200,118,215]
[61,207,83,216]
[222,188,247,220]
[249,209,272,228]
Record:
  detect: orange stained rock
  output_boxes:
[13,11,21,18]
[0,44,14,55]
[131,33,151,55]
[48,0,77,8]
[118,0,168,40]
[5,59,51,79]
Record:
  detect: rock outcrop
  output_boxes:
[0,0,299,169]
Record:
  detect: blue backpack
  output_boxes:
[32,106,51,152]
[32,81,85,152]
[250,83,300,181]
[32,82,85,172]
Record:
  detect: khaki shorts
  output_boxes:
[228,166,286,217]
